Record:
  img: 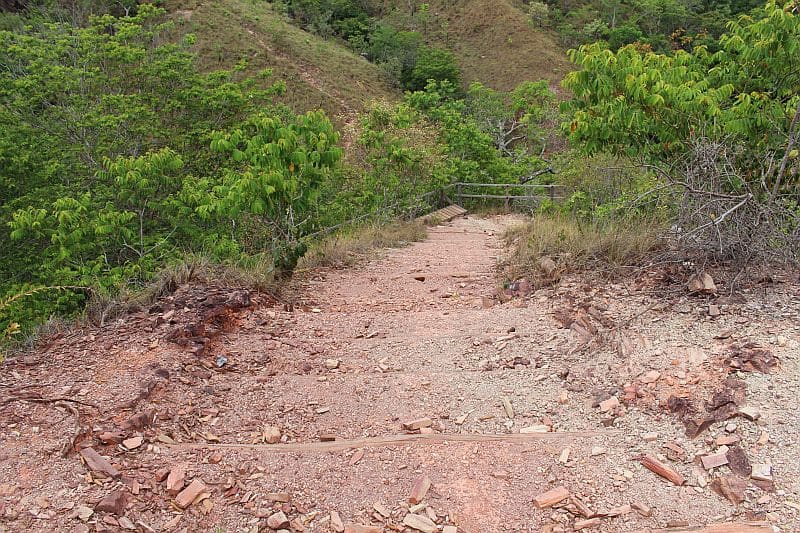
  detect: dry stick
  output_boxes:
[0,395,99,409]
[769,98,800,204]
[679,193,753,241]
[166,430,618,453]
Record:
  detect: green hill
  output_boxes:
[165,0,569,120]
[377,0,570,91]
[164,0,400,121]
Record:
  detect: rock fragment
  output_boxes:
[343,525,382,533]
[751,464,772,482]
[640,370,661,384]
[725,445,752,477]
[700,452,729,470]
[738,406,760,421]
[122,436,143,450]
[94,490,127,516]
[710,475,747,504]
[79,448,121,479]
[166,464,186,496]
[402,513,436,533]
[330,511,345,532]
[598,397,619,412]
[402,418,432,431]
[263,426,282,444]
[631,502,652,517]
[266,511,290,529]
[174,479,209,509]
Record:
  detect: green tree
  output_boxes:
[406,46,461,92]
[465,80,556,161]
[562,1,800,182]
[561,1,799,263]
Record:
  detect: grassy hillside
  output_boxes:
[164,0,399,122]
[379,0,570,91]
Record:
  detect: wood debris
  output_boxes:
[533,486,570,509]
[639,454,685,485]
[175,479,209,509]
[79,448,121,479]
[408,475,432,504]
[402,418,433,431]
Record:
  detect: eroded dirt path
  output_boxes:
[1,215,799,533]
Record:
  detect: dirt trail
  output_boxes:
[1,215,799,533]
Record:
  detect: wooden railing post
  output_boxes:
[456,183,463,205]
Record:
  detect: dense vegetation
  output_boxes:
[533,0,765,51]
[1,0,797,345]
[276,0,461,90]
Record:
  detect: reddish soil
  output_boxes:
[1,215,798,533]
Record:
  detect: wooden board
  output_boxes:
[627,523,772,533]
[417,204,467,224]
[166,429,617,453]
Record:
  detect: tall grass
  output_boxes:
[298,221,428,270]
[504,214,664,285]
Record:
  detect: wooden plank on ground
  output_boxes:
[627,523,771,533]
[166,430,617,453]
[417,204,467,224]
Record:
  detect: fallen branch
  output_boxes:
[0,395,99,409]
[165,430,618,453]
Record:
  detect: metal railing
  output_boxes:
[448,182,564,208]
[304,182,565,241]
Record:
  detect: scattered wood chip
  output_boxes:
[631,501,652,517]
[330,511,345,533]
[569,495,593,518]
[402,513,436,533]
[726,445,752,477]
[408,475,432,504]
[710,475,747,504]
[599,396,619,412]
[402,418,433,431]
[166,464,186,496]
[175,479,209,510]
[533,486,570,509]
[639,454,685,485]
[502,397,514,418]
[79,448,120,479]
[574,517,602,530]
[701,452,729,470]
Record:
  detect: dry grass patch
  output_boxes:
[504,214,665,286]
[299,221,428,270]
